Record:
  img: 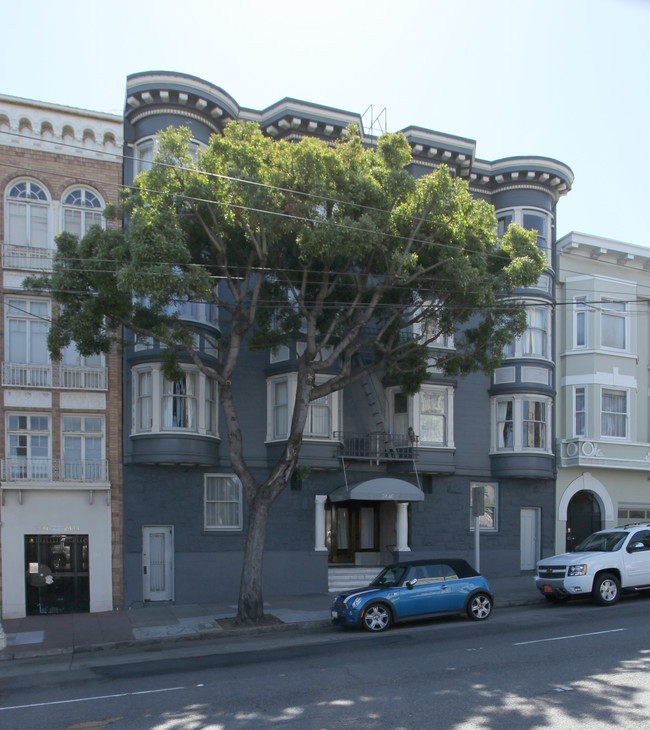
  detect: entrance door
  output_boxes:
[520,508,540,570]
[142,526,174,602]
[25,534,89,615]
[566,491,602,552]
[327,503,379,563]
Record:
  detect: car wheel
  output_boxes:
[592,573,620,605]
[362,602,392,632]
[467,592,493,620]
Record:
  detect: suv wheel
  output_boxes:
[592,573,620,605]
[362,602,392,632]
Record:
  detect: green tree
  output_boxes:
[26,123,544,622]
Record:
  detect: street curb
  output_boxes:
[0,596,545,663]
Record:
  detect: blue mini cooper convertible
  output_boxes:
[331,558,493,632]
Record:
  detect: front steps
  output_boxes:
[328,566,383,593]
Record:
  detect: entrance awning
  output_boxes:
[328,478,424,503]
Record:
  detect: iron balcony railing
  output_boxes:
[1,459,109,483]
[334,431,418,462]
[2,363,108,390]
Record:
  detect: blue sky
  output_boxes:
[2,0,648,246]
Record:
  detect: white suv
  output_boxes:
[536,524,650,605]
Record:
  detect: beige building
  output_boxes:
[555,232,650,556]
[0,95,123,618]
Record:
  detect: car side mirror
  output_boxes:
[406,578,418,590]
[628,542,646,553]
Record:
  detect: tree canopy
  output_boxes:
[26,122,545,621]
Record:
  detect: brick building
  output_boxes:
[0,95,123,617]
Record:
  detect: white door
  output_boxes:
[520,508,540,570]
[143,525,174,602]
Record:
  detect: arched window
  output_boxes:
[6,180,50,249]
[62,188,105,238]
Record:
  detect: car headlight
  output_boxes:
[350,596,364,609]
[568,564,587,576]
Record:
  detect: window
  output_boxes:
[6,181,49,249]
[575,296,587,348]
[575,387,586,437]
[503,303,550,359]
[204,475,242,530]
[4,298,51,386]
[162,372,197,430]
[61,344,105,389]
[389,386,454,447]
[62,188,104,238]
[601,389,627,439]
[6,414,50,480]
[205,377,218,435]
[470,482,498,531]
[272,380,289,438]
[522,399,546,449]
[266,374,340,441]
[492,395,551,453]
[496,400,514,449]
[63,416,104,481]
[134,139,154,175]
[135,370,153,432]
[419,390,447,444]
[305,393,332,437]
[131,365,217,437]
[496,208,550,258]
[600,300,626,350]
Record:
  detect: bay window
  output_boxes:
[492,395,551,453]
[503,302,550,360]
[496,207,550,258]
[132,365,218,437]
[575,387,586,437]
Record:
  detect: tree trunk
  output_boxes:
[237,496,271,622]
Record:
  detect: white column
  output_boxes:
[314,495,327,551]
[396,502,411,552]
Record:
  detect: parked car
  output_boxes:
[535,524,650,605]
[331,558,493,632]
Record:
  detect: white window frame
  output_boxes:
[387,385,455,448]
[601,388,628,440]
[265,373,340,442]
[62,415,105,481]
[600,299,627,351]
[204,474,243,531]
[496,207,551,259]
[6,413,51,479]
[131,364,218,437]
[469,481,498,532]
[574,296,588,348]
[61,186,105,238]
[491,395,552,453]
[5,179,51,250]
[502,302,551,360]
[134,138,155,176]
[574,386,586,438]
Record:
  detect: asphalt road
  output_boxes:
[2,593,650,729]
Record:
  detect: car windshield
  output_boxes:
[574,531,628,552]
[371,566,407,587]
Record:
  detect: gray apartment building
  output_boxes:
[119,71,573,608]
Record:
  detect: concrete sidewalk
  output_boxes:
[0,574,542,661]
